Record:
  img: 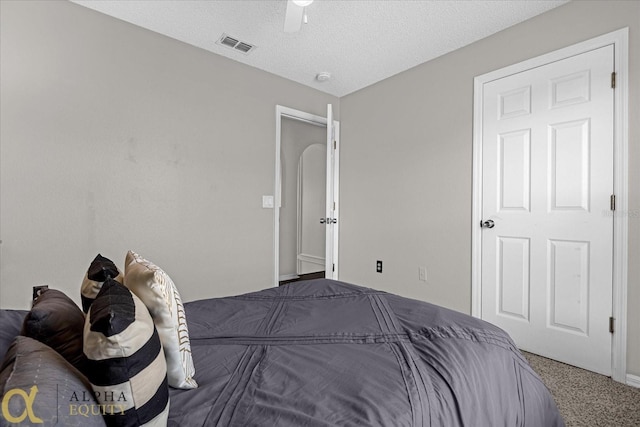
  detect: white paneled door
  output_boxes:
[324,104,339,277]
[480,45,614,375]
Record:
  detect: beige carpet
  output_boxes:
[523,352,640,427]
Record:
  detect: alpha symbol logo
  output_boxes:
[1,385,44,424]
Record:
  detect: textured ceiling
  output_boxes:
[70,0,569,97]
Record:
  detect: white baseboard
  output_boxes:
[626,374,640,388]
[279,274,299,282]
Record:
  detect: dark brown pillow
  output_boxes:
[21,288,88,374]
[0,336,106,426]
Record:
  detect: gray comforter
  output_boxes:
[169,279,564,426]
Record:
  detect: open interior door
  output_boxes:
[324,104,339,279]
[275,104,339,285]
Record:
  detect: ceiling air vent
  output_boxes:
[217,34,256,55]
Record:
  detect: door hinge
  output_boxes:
[332,263,335,272]
[611,194,616,211]
[333,140,337,150]
[609,316,615,334]
[611,72,616,89]
[333,202,336,211]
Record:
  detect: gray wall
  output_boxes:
[339,0,639,376]
[0,0,338,307]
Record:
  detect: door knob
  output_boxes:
[481,219,495,229]
[320,218,337,225]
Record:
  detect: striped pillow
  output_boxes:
[81,254,124,313]
[83,278,169,426]
[124,250,197,389]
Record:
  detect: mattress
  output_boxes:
[169,279,564,426]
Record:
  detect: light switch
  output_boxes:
[419,267,427,282]
[262,195,274,208]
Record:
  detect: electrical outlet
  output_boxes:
[32,285,49,302]
[419,267,427,282]
[376,260,383,273]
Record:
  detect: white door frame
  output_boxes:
[274,105,340,286]
[471,28,629,383]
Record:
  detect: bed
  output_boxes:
[169,278,563,426]
[0,257,564,426]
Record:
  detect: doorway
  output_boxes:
[274,105,339,286]
[471,29,628,382]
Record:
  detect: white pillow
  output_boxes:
[124,250,198,389]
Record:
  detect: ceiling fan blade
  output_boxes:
[284,0,304,33]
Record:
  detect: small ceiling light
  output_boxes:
[316,72,331,82]
[293,0,314,6]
